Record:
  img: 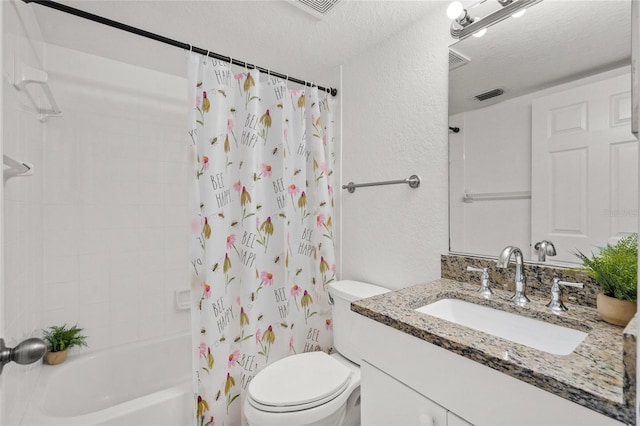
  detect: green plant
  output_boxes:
[42,324,88,352]
[575,234,638,302]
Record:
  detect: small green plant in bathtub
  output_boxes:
[42,324,88,365]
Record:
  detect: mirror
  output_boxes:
[448,0,636,265]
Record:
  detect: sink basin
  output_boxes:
[416,299,587,355]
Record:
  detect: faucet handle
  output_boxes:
[466,266,493,298]
[557,279,584,289]
[546,278,583,313]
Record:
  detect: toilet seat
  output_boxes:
[247,351,352,413]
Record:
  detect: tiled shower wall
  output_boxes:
[42,44,190,351]
[3,8,192,421]
[2,0,46,423]
[0,1,44,425]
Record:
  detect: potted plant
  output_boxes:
[575,234,638,326]
[42,324,88,365]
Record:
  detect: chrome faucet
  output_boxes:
[534,240,557,262]
[497,246,530,305]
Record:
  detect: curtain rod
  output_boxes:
[22,0,338,97]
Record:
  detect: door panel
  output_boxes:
[532,73,637,261]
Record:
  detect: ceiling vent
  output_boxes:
[449,49,470,71]
[289,0,343,19]
[475,88,505,101]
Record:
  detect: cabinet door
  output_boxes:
[447,411,474,426]
[361,361,447,426]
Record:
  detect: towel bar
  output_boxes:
[342,175,420,193]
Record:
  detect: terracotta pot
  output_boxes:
[45,349,68,365]
[596,293,637,327]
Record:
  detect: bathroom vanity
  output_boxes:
[353,278,635,425]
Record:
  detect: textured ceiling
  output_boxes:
[30,0,629,109]
[449,0,631,114]
[30,0,446,86]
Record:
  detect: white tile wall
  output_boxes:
[42,43,190,353]
[2,1,46,424]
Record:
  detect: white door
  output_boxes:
[531,73,637,262]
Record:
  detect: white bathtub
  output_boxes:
[22,333,194,426]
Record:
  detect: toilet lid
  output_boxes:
[248,351,352,412]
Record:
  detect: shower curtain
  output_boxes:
[187,53,336,426]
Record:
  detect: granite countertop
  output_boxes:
[351,278,636,424]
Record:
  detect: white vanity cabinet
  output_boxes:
[359,316,626,426]
[361,361,452,426]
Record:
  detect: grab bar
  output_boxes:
[13,63,62,122]
[463,191,531,203]
[3,155,33,177]
[342,175,420,193]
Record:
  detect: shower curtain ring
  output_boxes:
[188,44,193,53]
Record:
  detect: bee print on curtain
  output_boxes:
[186,53,337,426]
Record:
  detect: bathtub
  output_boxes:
[22,333,194,426]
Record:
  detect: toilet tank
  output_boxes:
[328,280,390,365]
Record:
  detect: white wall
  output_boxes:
[1,0,46,423]
[41,44,190,351]
[340,4,451,290]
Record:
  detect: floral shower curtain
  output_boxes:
[187,53,337,426]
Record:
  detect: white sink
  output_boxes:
[415,299,587,355]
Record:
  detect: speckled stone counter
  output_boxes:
[352,279,636,424]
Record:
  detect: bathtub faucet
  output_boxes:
[496,246,530,305]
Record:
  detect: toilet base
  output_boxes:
[341,388,361,426]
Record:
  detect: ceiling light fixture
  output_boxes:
[447,1,474,27]
[447,0,542,40]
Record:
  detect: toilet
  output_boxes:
[243,280,390,426]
